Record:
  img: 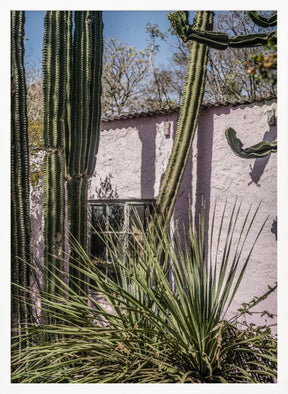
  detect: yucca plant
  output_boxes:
[11,202,277,383]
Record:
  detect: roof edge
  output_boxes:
[101,95,276,123]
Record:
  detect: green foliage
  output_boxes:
[11,203,277,383]
[11,10,32,337]
[244,40,277,86]
[225,127,277,159]
[28,121,44,186]
[28,121,44,150]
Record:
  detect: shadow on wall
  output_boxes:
[248,125,277,186]
[173,148,192,240]
[139,118,156,199]
[271,217,277,241]
[194,109,214,253]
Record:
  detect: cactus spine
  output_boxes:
[11,11,31,339]
[155,11,213,227]
[67,11,103,294]
[43,11,71,297]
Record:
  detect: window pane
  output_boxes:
[129,204,145,230]
[90,205,107,261]
[91,205,106,231]
[90,233,106,261]
[109,204,124,231]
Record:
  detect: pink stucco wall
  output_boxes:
[30,98,277,332]
[88,98,277,331]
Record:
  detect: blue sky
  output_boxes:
[24,11,188,67]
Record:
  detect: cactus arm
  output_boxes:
[184,28,275,50]
[169,11,276,50]
[247,11,277,28]
[155,11,213,227]
[225,127,277,159]
[228,31,276,48]
[11,10,31,337]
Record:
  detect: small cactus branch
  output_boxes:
[11,10,31,339]
[169,11,276,50]
[247,11,277,28]
[225,127,277,159]
[155,11,213,228]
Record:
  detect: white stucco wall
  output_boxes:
[31,98,277,332]
[88,99,277,331]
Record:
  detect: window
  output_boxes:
[88,200,155,278]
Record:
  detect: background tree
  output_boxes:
[25,11,277,141]
[26,61,43,124]
[101,38,150,117]
[204,11,276,102]
[26,62,44,186]
[144,23,177,110]
[145,11,277,105]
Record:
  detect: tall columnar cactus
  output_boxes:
[43,11,71,296]
[42,11,102,297]
[155,11,213,228]
[11,11,31,338]
[66,11,103,294]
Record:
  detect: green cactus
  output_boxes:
[43,11,71,297]
[247,11,277,28]
[42,11,102,296]
[155,11,214,228]
[11,10,31,340]
[169,11,276,49]
[66,11,103,294]
[225,128,277,159]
